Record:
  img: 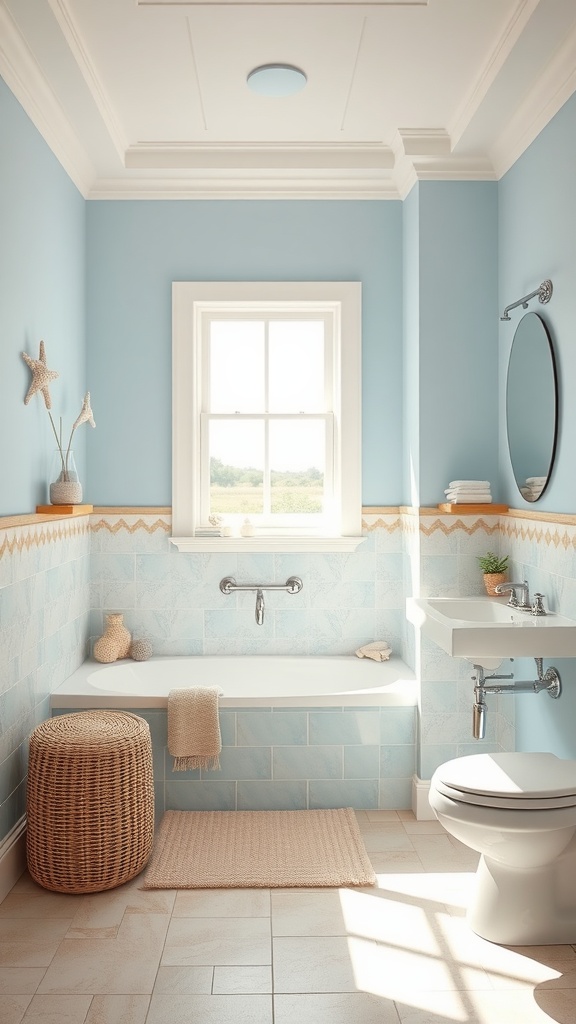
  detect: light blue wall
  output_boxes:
[0,78,86,517]
[499,91,576,515]
[498,90,576,753]
[402,184,420,505]
[416,181,499,505]
[85,200,403,506]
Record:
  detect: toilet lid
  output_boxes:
[433,752,576,810]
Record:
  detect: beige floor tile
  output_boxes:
[153,966,213,994]
[213,966,272,994]
[21,993,92,1022]
[0,894,81,920]
[271,891,347,936]
[84,994,151,1024]
[272,935,364,993]
[172,888,270,918]
[162,917,271,967]
[274,992,401,1024]
[0,919,71,968]
[66,884,176,938]
[0,993,33,1024]
[0,969,45,994]
[394,989,485,1023]
[361,831,415,854]
[364,811,402,822]
[402,820,446,835]
[356,942,492,1000]
[338,887,447,954]
[37,913,170,994]
[146,993,273,1024]
[370,853,425,873]
[464,987,576,1023]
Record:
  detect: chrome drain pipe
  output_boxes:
[471,660,561,739]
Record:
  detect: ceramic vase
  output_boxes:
[93,613,132,663]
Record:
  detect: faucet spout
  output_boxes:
[255,589,264,625]
[494,580,530,609]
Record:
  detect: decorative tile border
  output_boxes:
[91,515,171,536]
[0,517,89,557]
[2,506,576,550]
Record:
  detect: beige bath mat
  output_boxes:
[142,807,376,889]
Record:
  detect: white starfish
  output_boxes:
[22,341,59,409]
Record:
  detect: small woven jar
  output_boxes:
[94,613,132,662]
[483,572,507,596]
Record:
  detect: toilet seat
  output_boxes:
[432,752,576,810]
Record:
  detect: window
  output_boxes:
[171,282,362,552]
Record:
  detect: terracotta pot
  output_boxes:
[483,572,507,596]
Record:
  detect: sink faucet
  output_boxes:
[494,580,531,609]
[255,589,265,625]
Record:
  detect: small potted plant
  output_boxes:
[478,551,509,596]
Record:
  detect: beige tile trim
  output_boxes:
[0,518,89,556]
[419,516,500,537]
[91,516,171,535]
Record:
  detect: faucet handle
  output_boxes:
[532,593,547,616]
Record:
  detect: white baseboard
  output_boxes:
[412,775,434,820]
[0,818,27,902]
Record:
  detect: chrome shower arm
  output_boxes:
[500,279,553,321]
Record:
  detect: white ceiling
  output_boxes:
[1,0,576,198]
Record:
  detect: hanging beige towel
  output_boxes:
[168,687,222,772]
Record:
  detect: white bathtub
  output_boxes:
[51,655,417,710]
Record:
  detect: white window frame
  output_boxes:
[171,282,362,552]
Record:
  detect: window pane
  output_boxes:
[269,321,325,412]
[210,321,265,412]
[209,419,264,515]
[270,419,325,514]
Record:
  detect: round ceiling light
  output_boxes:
[247,64,307,97]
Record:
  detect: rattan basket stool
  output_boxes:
[26,710,154,894]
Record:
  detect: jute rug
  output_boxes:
[142,807,376,889]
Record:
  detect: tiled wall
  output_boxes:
[0,518,90,844]
[54,704,417,814]
[2,505,574,844]
[408,510,515,779]
[89,511,405,658]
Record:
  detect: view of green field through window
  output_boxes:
[208,319,327,516]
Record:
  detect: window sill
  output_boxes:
[169,536,365,553]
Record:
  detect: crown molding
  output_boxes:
[125,142,396,171]
[490,20,576,179]
[0,2,93,196]
[448,0,540,150]
[87,175,402,199]
[137,0,428,5]
[47,0,128,164]
[411,155,497,181]
[397,129,451,157]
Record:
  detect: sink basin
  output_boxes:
[406,596,576,658]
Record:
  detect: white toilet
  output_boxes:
[429,751,576,945]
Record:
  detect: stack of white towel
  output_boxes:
[444,480,492,504]
[520,476,545,501]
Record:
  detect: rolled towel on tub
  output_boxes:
[168,686,222,772]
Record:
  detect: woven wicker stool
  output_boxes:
[26,710,154,894]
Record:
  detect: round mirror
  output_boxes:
[506,312,558,502]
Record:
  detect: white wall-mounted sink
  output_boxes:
[406,596,576,658]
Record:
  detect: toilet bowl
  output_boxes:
[429,751,576,945]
